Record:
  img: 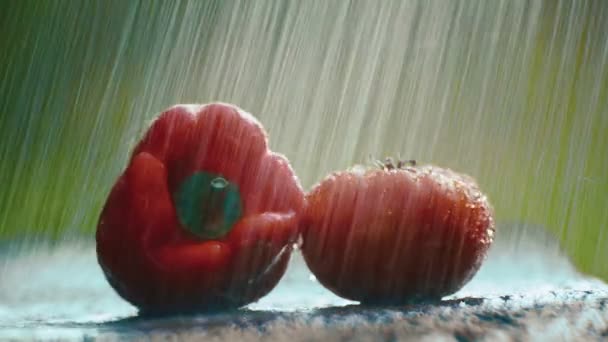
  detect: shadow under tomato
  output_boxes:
[310,296,485,319]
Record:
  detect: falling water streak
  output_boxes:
[0,0,607,305]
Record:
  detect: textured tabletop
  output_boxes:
[1,224,607,341]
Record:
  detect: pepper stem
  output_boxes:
[174,171,243,240]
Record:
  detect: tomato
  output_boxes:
[300,161,495,304]
[96,103,304,314]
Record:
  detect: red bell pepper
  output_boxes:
[96,103,305,314]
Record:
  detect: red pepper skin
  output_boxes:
[300,165,495,304]
[96,103,304,314]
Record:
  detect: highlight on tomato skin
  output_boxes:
[300,163,495,305]
[96,103,305,314]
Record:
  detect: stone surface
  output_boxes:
[1,223,607,341]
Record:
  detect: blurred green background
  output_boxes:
[1,0,607,280]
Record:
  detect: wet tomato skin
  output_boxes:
[301,165,495,304]
[96,103,304,314]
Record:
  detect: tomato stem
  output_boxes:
[370,155,417,170]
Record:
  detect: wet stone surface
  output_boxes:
[1,223,607,341]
